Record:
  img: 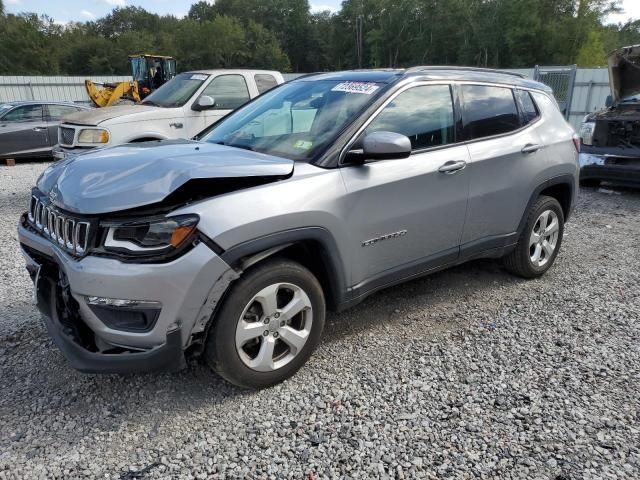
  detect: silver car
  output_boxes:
[0,101,89,160]
[18,68,579,388]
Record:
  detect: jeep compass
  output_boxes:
[18,67,579,388]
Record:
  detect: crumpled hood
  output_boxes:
[37,140,294,214]
[608,44,640,102]
[61,104,160,126]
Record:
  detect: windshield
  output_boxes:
[141,72,209,108]
[201,79,384,161]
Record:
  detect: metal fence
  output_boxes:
[0,70,609,130]
[0,76,132,106]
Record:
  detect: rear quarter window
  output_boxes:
[515,89,540,125]
[461,85,520,140]
[254,74,279,94]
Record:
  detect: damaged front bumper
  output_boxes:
[18,215,236,373]
[579,151,640,186]
[52,145,97,161]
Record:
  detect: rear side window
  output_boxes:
[254,74,278,94]
[202,75,251,110]
[46,105,81,121]
[365,84,455,150]
[515,89,540,125]
[461,85,520,139]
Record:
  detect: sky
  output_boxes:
[2,0,639,25]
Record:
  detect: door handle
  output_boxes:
[169,122,183,129]
[438,160,467,174]
[521,143,541,154]
[32,127,46,132]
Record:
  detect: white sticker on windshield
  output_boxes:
[190,74,208,81]
[331,81,380,95]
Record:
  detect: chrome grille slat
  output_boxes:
[27,195,91,257]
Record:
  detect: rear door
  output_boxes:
[339,83,470,288]
[0,104,48,157]
[459,84,548,248]
[44,104,84,146]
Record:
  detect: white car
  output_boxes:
[54,69,284,158]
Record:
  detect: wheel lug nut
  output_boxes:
[263,318,270,324]
[274,313,280,318]
[273,332,279,338]
[263,330,269,336]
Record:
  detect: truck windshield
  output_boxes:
[141,72,209,108]
[201,79,384,161]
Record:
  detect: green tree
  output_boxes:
[576,29,607,66]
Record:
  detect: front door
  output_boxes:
[192,74,253,135]
[339,84,470,289]
[0,104,49,157]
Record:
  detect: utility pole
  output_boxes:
[356,14,363,68]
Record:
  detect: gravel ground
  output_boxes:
[0,161,639,479]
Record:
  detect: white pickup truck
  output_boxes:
[54,69,284,158]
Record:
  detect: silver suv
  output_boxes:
[18,67,579,388]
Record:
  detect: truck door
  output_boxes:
[192,74,253,135]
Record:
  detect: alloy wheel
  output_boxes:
[529,209,559,268]
[235,282,313,372]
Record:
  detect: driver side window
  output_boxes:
[202,75,250,110]
[365,85,455,150]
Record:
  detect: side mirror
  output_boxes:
[192,95,215,111]
[605,95,614,108]
[360,131,412,161]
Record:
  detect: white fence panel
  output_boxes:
[0,76,132,105]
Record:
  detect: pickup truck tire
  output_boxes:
[205,258,325,389]
[502,195,565,278]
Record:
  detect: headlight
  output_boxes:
[78,129,109,144]
[579,121,595,146]
[104,215,199,254]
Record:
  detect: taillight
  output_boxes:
[572,134,581,153]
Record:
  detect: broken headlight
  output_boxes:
[103,215,199,255]
[579,121,595,146]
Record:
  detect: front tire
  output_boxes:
[205,259,325,389]
[502,195,565,278]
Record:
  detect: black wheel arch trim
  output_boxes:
[517,174,575,235]
[219,227,349,310]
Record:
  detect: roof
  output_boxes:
[295,66,551,92]
[128,54,176,59]
[186,69,282,75]
[0,100,90,108]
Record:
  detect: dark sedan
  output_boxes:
[0,101,90,160]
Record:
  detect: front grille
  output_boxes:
[28,196,91,256]
[59,127,75,146]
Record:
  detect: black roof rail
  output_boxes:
[406,65,526,78]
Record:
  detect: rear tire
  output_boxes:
[204,259,325,389]
[502,195,564,278]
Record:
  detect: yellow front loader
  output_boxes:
[85,80,141,108]
[85,54,177,108]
